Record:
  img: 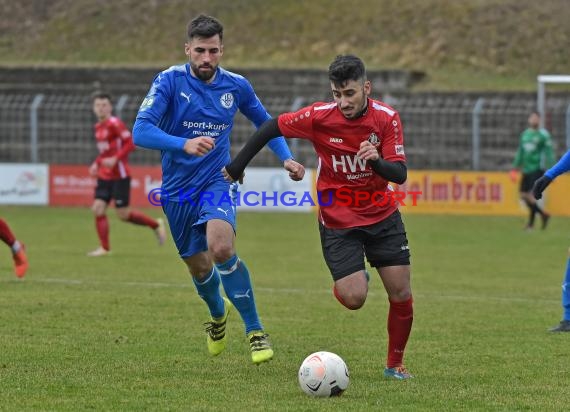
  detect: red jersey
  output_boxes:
[93,116,135,180]
[278,99,406,229]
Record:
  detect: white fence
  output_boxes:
[1,92,569,171]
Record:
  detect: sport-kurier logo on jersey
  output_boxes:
[368,132,380,146]
[220,93,234,109]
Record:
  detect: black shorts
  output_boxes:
[520,170,544,193]
[319,210,411,281]
[94,177,131,208]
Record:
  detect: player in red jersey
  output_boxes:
[88,92,166,257]
[223,55,413,380]
[0,218,28,278]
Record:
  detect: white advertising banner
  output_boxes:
[237,167,313,212]
[0,163,49,205]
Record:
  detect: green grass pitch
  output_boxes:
[1,206,570,410]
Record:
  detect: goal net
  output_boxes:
[537,75,570,150]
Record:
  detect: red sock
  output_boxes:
[386,296,413,368]
[127,211,158,229]
[96,215,110,251]
[0,218,16,247]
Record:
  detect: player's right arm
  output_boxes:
[88,161,98,177]
[90,131,104,175]
[113,120,136,161]
[237,78,293,163]
[182,138,215,156]
[133,70,214,156]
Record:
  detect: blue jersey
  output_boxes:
[133,63,292,199]
[546,149,570,180]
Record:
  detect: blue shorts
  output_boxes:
[162,181,238,258]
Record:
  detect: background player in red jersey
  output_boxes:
[88,92,166,256]
[223,55,414,380]
[0,218,28,277]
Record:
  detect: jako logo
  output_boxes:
[329,137,343,143]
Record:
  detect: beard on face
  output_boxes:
[341,94,367,119]
[191,62,216,81]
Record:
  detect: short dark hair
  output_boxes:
[328,55,367,88]
[187,14,223,41]
[91,91,112,102]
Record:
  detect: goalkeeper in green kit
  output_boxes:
[510,111,555,230]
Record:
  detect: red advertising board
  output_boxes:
[49,165,162,207]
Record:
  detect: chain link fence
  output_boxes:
[1,91,569,170]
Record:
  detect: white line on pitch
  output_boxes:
[13,277,560,304]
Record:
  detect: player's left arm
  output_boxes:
[101,121,134,169]
[115,121,136,161]
[238,80,294,162]
[358,142,407,184]
[357,112,407,184]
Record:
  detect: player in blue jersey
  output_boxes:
[133,14,305,363]
[533,150,570,332]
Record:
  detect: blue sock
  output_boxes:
[217,255,262,334]
[192,267,225,319]
[563,257,570,321]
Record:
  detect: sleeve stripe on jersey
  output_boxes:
[118,161,127,178]
[314,102,337,111]
[372,102,395,117]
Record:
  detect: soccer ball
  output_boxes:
[298,351,349,397]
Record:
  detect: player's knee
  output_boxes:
[183,253,213,277]
[334,286,366,310]
[208,242,234,263]
[116,208,130,221]
[389,287,412,302]
[342,293,366,310]
[92,203,105,216]
[190,266,214,280]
